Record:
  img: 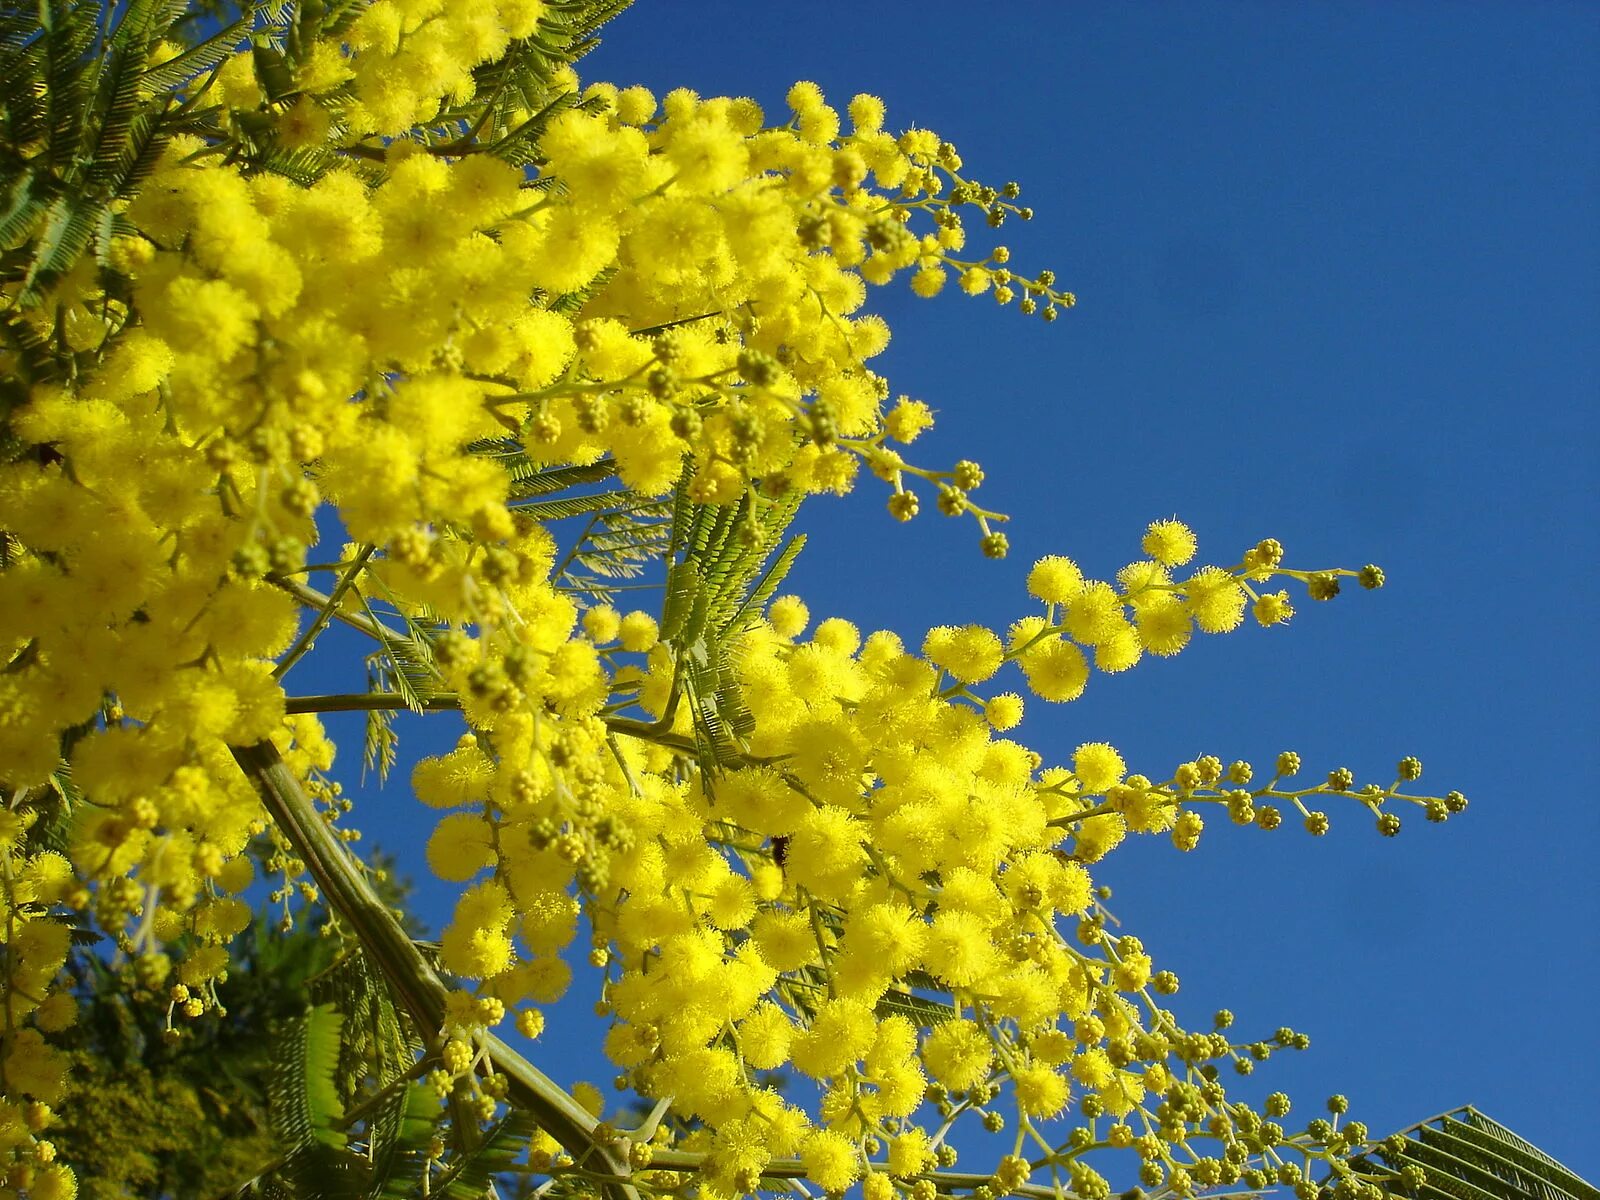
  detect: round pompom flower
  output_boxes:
[582,604,622,643]
[923,624,1004,684]
[1073,742,1126,793]
[738,1002,794,1070]
[1071,1048,1116,1089]
[1020,639,1089,702]
[921,909,998,988]
[714,765,811,837]
[1135,595,1193,656]
[1063,582,1123,645]
[801,1129,862,1193]
[1142,518,1198,567]
[1013,1063,1071,1118]
[768,594,810,638]
[412,738,495,808]
[922,1019,993,1091]
[1184,566,1248,633]
[1253,590,1294,627]
[984,692,1025,731]
[784,806,867,899]
[617,610,659,652]
[426,813,495,881]
[791,998,876,1080]
[439,925,514,979]
[1027,555,1085,604]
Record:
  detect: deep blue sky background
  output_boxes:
[316,0,1599,1183]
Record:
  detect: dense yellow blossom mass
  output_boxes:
[0,2,1460,1198]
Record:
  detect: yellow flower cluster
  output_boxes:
[0,3,1448,1197]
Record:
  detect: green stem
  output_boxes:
[282,693,705,758]
[270,575,396,643]
[1045,799,1116,828]
[273,544,375,681]
[284,692,465,715]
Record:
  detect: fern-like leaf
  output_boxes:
[373,1107,541,1200]
[502,456,618,496]
[362,699,398,784]
[874,988,957,1028]
[42,0,95,175]
[270,1003,349,1153]
[514,488,638,522]
[86,43,149,189]
[0,173,48,251]
[16,195,103,305]
[725,533,806,634]
[358,585,446,715]
[138,16,249,92]
[366,1083,444,1198]
[1342,1107,1597,1200]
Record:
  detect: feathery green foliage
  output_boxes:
[1353,1108,1598,1200]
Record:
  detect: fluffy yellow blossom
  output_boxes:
[0,10,1444,1197]
[738,1002,794,1070]
[1142,519,1198,566]
[923,624,1004,684]
[922,1019,993,1091]
[426,813,496,881]
[1014,1063,1071,1118]
[1185,566,1249,633]
[1027,555,1086,604]
[983,692,1025,730]
[1020,639,1090,702]
[1073,743,1127,793]
[800,1129,861,1192]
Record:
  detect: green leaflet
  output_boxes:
[361,699,399,784]
[249,37,295,100]
[653,484,804,770]
[138,16,250,92]
[466,444,671,598]
[371,1107,543,1200]
[308,944,421,1106]
[269,1003,348,1150]
[1454,1110,1597,1200]
[514,488,643,522]
[255,143,338,186]
[1343,1107,1598,1200]
[85,43,149,187]
[16,195,102,304]
[0,310,58,395]
[358,580,447,716]
[0,0,243,309]
[262,1004,378,1199]
[366,1083,446,1198]
[313,0,375,42]
[658,557,699,643]
[487,453,617,495]
[874,988,958,1028]
[0,174,47,250]
[103,101,174,196]
[726,532,806,635]
[42,0,96,174]
[554,500,674,597]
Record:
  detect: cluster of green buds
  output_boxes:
[1154,753,1467,843]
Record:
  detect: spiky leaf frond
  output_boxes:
[1347,1107,1597,1200]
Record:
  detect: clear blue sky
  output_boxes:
[320,0,1600,1181]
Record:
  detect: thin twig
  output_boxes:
[273,544,375,680]
[283,692,706,757]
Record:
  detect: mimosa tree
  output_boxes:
[0,3,1467,1198]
